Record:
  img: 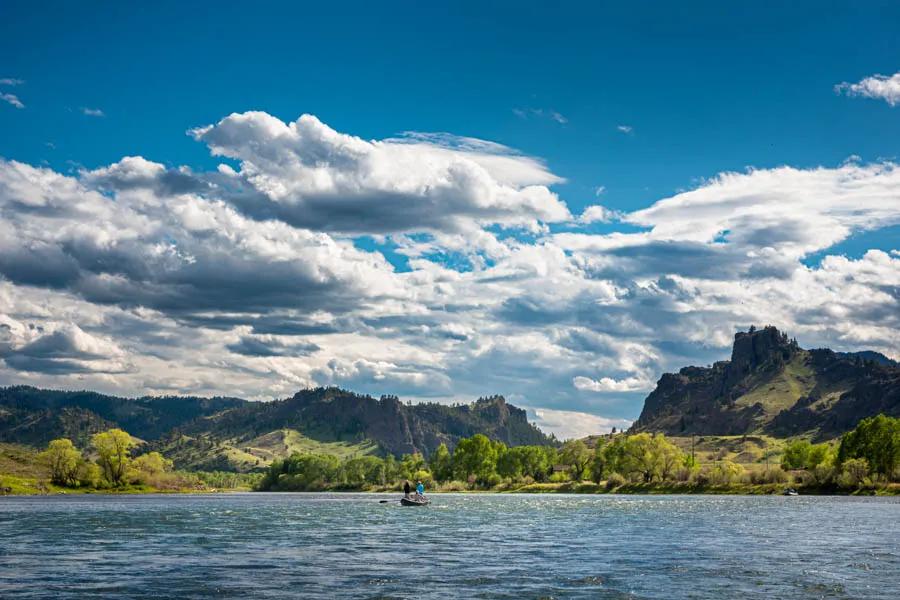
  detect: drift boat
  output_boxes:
[400,496,429,506]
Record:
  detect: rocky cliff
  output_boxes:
[630,326,899,440]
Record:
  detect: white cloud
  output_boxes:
[81,107,105,117]
[1,93,24,109]
[579,204,618,224]
[0,78,24,86]
[594,185,606,197]
[617,124,633,134]
[572,375,654,393]
[531,407,632,440]
[835,72,900,107]
[190,112,570,234]
[625,163,900,258]
[513,107,568,124]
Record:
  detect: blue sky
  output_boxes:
[1,2,898,437]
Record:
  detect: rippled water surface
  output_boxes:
[1,493,899,599]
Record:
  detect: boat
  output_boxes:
[400,495,429,506]
[783,488,799,496]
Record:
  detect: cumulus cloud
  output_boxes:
[0,157,402,317]
[579,204,618,224]
[190,112,570,234]
[835,72,900,107]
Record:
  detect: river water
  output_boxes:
[1,493,898,599]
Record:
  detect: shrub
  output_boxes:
[706,461,745,485]
[673,466,694,482]
[810,464,835,486]
[438,480,468,492]
[750,467,788,485]
[837,458,869,488]
[549,471,569,483]
[605,472,626,490]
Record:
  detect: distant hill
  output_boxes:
[630,326,900,441]
[0,386,553,472]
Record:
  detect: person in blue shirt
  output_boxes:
[416,480,425,497]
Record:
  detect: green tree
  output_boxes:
[497,446,524,480]
[522,446,555,481]
[559,440,591,481]
[452,434,500,484]
[132,452,173,476]
[77,460,102,488]
[806,443,834,470]
[429,443,453,482]
[38,438,82,486]
[383,454,398,484]
[399,453,426,481]
[616,433,683,483]
[91,429,136,487]
[654,435,683,481]
[590,439,608,483]
[838,414,900,479]
[781,439,811,470]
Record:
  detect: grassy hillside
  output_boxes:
[152,428,379,472]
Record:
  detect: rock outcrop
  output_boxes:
[630,326,899,440]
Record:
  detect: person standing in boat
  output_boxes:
[403,480,411,498]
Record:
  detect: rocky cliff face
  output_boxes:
[180,388,552,457]
[631,326,899,440]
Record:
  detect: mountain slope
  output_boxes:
[0,386,553,471]
[0,386,244,447]
[631,326,900,440]
[172,388,552,461]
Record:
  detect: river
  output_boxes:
[1,493,898,598]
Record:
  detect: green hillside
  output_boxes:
[153,429,379,472]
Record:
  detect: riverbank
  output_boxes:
[4,479,898,496]
[0,473,256,496]
[255,479,900,496]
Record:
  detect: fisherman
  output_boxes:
[416,480,425,498]
[403,480,411,498]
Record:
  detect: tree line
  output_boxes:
[259,414,900,492]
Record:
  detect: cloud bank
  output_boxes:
[0,111,898,438]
